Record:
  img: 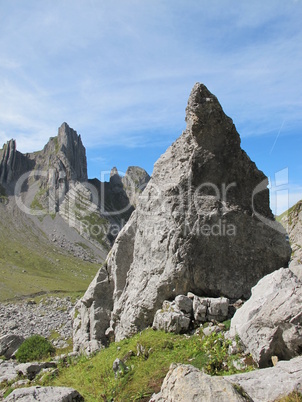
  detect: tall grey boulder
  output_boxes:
[229,268,302,368]
[73,83,291,352]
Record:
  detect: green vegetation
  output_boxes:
[53,136,60,154]
[15,335,55,362]
[276,392,302,402]
[0,183,8,203]
[43,328,254,402]
[276,200,302,225]
[30,186,48,213]
[76,210,109,247]
[0,211,100,302]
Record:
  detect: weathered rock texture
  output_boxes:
[225,356,302,402]
[122,166,150,206]
[229,268,302,368]
[73,83,291,352]
[150,357,302,402]
[0,140,34,185]
[4,386,84,401]
[152,293,229,334]
[0,335,25,360]
[280,200,302,266]
[150,363,247,402]
[0,360,18,384]
[0,123,87,191]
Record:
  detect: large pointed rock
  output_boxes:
[73,83,291,351]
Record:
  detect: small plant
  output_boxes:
[201,332,232,375]
[276,391,302,402]
[223,319,231,330]
[15,335,55,363]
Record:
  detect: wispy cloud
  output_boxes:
[0,0,301,182]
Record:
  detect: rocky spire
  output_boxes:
[73,83,291,353]
[0,139,34,185]
[56,122,88,182]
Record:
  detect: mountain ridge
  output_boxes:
[0,122,150,301]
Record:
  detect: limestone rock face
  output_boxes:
[73,83,291,350]
[280,200,302,266]
[152,302,191,334]
[0,334,25,359]
[122,166,150,206]
[57,122,87,182]
[4,386,84,402]
[224,356,302,402]
[150,363,247,402]
[229,268,302,368]
[0,140,34,185]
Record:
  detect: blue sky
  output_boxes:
[0,0,302,214]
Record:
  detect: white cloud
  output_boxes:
[0,0,301,164]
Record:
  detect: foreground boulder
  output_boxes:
[229,268,302,368]
[4,386,84,402]
[0,335,24,359]
[0,360,18,384]
[150,357,302,402]
[15,361,57,381]
[225,356,302,402]
[150,363,247,402]
[74,83,291,352]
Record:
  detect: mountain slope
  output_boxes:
[0,200,102,301]
[0,123,150,301]
[278,200,302,266]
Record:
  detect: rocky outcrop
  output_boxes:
[30,122,88,211]
[0,360,19,384]
[0,335,24,360]
[280,200,302,266]
[152,293,229,334]
[16,361,57,381]
[152,303,191,334]
[73,83,291,352]
[229,268,302,368]
[122,166,150,206]
[0,140,34,186]
[150,363,247,402]
[151,357,302,402]
[225,356,302,402]
[4,386,84,401]
[0,123,87,191]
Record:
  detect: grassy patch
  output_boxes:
[276,200,302,225]
[44,328,254,402]
[0,211,100,302]
[76,211,109,247]
[15,335,55,362]
[276,392,302,402]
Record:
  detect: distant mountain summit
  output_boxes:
[0,122,87,194]
[0,123,150,299]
